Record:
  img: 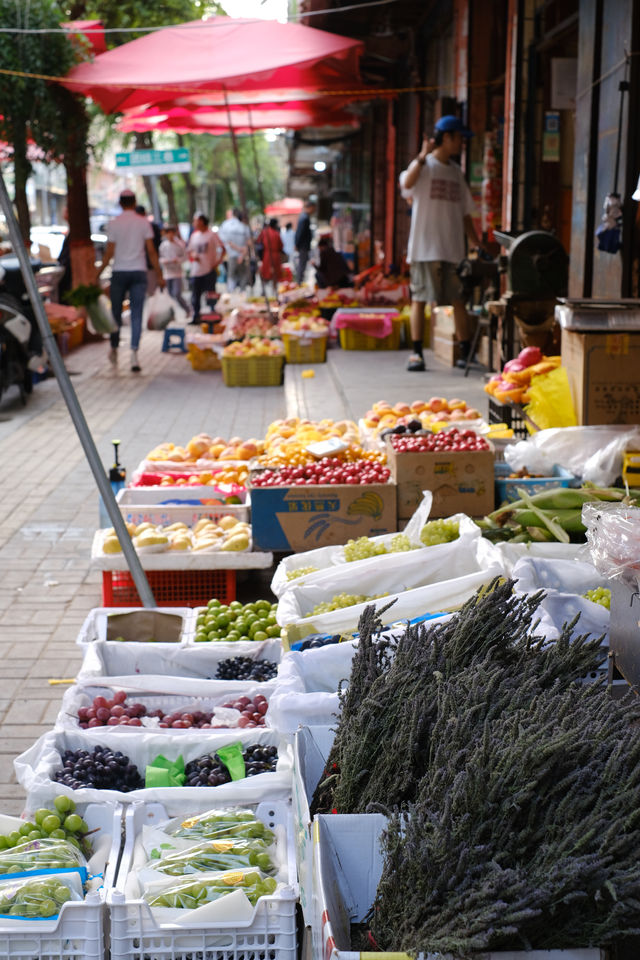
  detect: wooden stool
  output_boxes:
[162,328,187,353]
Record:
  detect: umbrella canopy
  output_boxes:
[62,16,363,114]
[265,197,304,216]
[117,101,359,134]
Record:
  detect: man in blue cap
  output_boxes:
[399,115,483,371]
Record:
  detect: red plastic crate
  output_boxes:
[102,569,236,607]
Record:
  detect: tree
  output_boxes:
[0,0,77,242]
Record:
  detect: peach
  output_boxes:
[448,398,467,411]
[209,444,226,460]
[411,400,427,412]
[427,397,448,413]
[393,402,412,416]
[464,408,481,420]
[449,409,466,421]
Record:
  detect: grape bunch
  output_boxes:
[0,795,91,856]
[286,565,319,581]
[215,657,278,682]
[78,690,147,728]
[344,537,388,562]
[307,591,389,617]
[184,745,278,787]
[172,809,274,842]
[0,876,74,918]
[53,745,144,792]
[195,599,280,643]
[389,533,417,552]
[146,870,277,909]
[583,586,611,610]
[419,518,460,547]
[152,838,275,877]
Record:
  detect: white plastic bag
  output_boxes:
[267,644,358,733]
[86,294,117,334]
[144,288,177,330]
[583,500,640,582]
[504,425,640,485]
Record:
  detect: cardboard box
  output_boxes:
[249,482,397,551]
[387,440,495,519]
[562,329,640,425]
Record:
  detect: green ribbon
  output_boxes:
[216,742,246,781]
[145,754,186,788]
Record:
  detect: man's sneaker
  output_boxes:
[131,351,141,373]
[108,347,118,365]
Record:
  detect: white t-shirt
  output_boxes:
[218,217,250,258]
[187,229,224,277]
[106,210,153,272]
[159,237,185,280]
[401,155,476,264]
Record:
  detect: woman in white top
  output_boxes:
[159,225,189,315]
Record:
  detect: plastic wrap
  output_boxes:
[141,837,277,879]
[0,838,87,876]
[166,808,275,843]
[0,871,84,919]
[583,501,640,582]
[504,425,640,485]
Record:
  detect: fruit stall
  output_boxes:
[5,399,640,959]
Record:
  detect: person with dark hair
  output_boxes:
[96,189,163,373]
[399,115,484,372]
[218,207,251,291]
[159,224,190,315]
[186,213,225,323]
[256,217,284,293]
[315,236,352,289]
[294,199,315,284]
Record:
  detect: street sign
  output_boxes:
[115,148,191,175]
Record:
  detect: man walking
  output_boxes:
[294,199,315,284]
[399,116,483,372]
[218,208,250,292]
[97,189,163,373]
[187,213,225,323]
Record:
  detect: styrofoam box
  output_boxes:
[293,726,335,925]
[0,801,122,960]
[109,799,298,960]
[77,638,283,695]
[116,486,250,525]
[57,682,278,733]
[16,728,293,809]
[76,606,195,648]
[311,814,605,960]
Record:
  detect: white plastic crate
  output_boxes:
[109,799,298,960]
[75,606,195,648]
[311,814,604,960]
[0,801,123,960]
[77,638,283,695]
[15,728,293,810]
[116,486,250,525]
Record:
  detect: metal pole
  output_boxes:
[0,168,157,608]
[248,109,281,322]
[222,88,276,322]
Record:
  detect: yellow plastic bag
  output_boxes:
[524,365,577,432]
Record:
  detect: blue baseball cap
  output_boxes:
[435,115,473,137]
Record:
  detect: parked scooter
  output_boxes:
[0,255,46,404]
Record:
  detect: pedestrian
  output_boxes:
[96,189,163,373]
[256,218,284,295]
[294,199,315,284]
[158,224,190,315]
[314,236,352,289]
[399,116,484,372]
[281,221,295,261]
[135,204,162,295]
[186,213,225,324]
[218,207,251,292]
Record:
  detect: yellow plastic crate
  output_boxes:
[282,333,328,363]
[187,343,221,371]
[221,354,285,386]
[339,316,403,351]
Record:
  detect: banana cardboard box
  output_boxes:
[249,482,397,551]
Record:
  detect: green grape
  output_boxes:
[42,815,61,834]
[54,795,75,815]
[307,591,389,617]
[286,565,319,580]
[343,537,388,562]
[390,533,418,552]
[419,518,460,547]
[583,587,611,610]
[198,599,279,642]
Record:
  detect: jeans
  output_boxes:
[190,270,217,320]
[109,270,147,350]
[296,247,309,284]
[166,277,190,314]
[226,258,248,292]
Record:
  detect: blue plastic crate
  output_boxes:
[495,462,574,505]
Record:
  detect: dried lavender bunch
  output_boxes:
[372,654,640,954]
[313,580,605,815]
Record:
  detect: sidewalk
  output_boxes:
[0,329,488,813]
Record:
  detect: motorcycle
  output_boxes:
[0,255,45,404]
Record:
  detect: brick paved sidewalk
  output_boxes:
[0,328,487,813]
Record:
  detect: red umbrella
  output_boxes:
[264,197,304,216]
[117,102,359,134]
[62,16,364,114]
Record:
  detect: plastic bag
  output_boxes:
[144,289,176,330]
[0,870,84,919]
[144,837,276,878]
[0,837,87,876]
[504,425,640,485]
[144,868,276,909]
[583,501,640,582]
[167,808,275,843]
[524,366,577,431]
[86,294,117,334]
